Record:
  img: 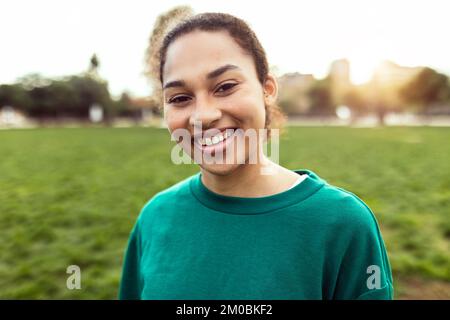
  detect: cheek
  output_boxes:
[226,91,266,129]
[164,107,190,133]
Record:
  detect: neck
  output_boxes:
[200,156,299,197]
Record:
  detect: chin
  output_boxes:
[198,162,243,177]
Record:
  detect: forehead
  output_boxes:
[162,30,255,84]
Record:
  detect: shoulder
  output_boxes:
[313,182,390,269]
[314,182,380,234]
[135,173,197,226]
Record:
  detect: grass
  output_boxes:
[0,126,449,299]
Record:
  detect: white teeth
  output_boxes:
[197,130,235,146]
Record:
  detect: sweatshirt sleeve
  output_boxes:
[118,220,143,300]
[332,196,394,300]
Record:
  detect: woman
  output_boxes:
[119,12,394,300]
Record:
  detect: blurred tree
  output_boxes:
[68,75,114,122]
[278,86,310,115]
[90,54,99,70]
[27,84,56,117]
[277,73,315,116]
[114,92,135,117]
[86,53,103,84]
[0,84,32,112]
[367,67,408,126]
[400,67,450,113]
[342,85,370,122]
[16,73,51,90]
[307,78,336,116]
[2,73,115,121]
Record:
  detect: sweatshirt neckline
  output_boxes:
[189,168,325,215]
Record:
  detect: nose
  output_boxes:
[188,96,222,129]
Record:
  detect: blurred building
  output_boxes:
[372,60,423,85]
[277,72,315,114]
[328,59,352,105]
[370,61,424,108]
[0,106,29,127]
[129,96,160,122]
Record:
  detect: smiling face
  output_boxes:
[162,30,277,176]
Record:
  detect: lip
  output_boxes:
[192,127,239,155]
[192,127,238,140]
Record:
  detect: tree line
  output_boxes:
[0,55,157,123]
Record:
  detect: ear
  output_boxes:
[262,73,278,105]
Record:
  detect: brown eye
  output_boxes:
[216,82,237,93]
[168,95,190,104]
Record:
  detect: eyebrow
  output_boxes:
[163,80,185,90]
[206,64,240,79]
[163,64,240,90]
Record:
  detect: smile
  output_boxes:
[197,130,233,146]
[192,128,239,154]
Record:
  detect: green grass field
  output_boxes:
[0,126,449,299]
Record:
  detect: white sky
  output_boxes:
[1,0,449,97]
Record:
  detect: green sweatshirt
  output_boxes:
[119,169,394,300]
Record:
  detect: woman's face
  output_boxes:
[162,30,277,176]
